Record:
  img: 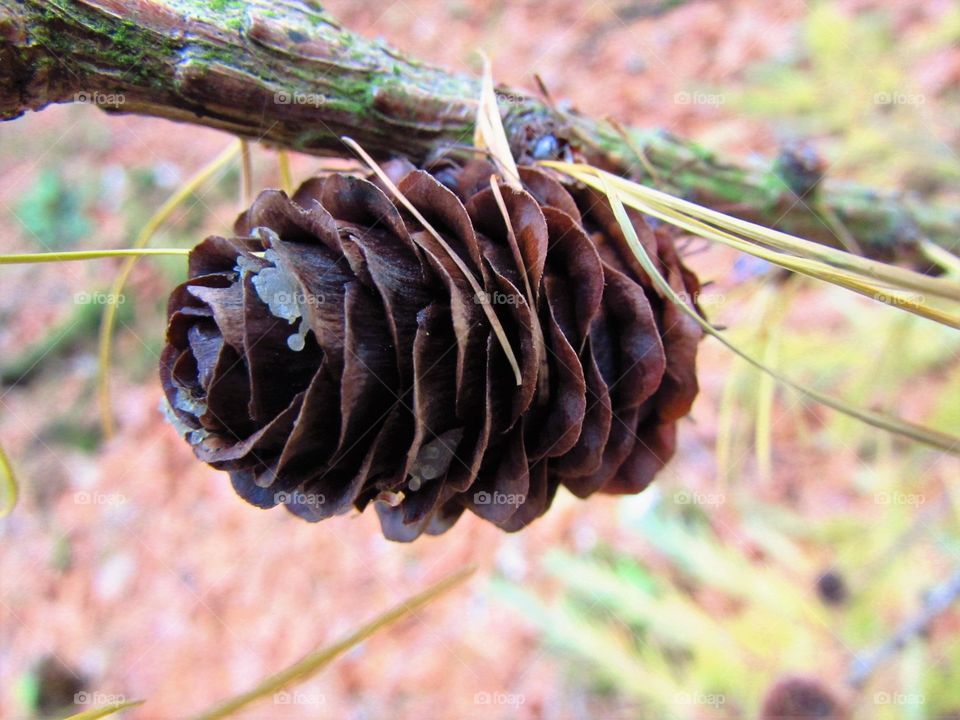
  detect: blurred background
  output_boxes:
[2,0,960,718]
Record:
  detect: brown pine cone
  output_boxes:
[160,158,701,541]
[760,677,847,720]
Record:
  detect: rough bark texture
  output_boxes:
[1,0,957,265]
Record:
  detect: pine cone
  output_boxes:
[160,158,702,541]
[760,677,847,720]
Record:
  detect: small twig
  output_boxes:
[854,499,950,588]
[848,567,960,687]
[533,73,557,111]
[611,118,663,189]
[4,0,959,265]
[615,0,693,21]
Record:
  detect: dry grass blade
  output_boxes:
[474,54,521,188]
[342,136,523,385]
[546,161,960,304]
[97,141,241,438]
[190,566,475,720]
[596,171,960,456]
[0,438,16,518]
[61,699,145,720]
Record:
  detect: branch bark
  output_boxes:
[1,0,957,266]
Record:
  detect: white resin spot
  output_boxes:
[408,428,465,489]
[247,233,312,352]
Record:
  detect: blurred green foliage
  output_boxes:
[0,299,132,387]
[728,4,960,191]
[15,169,94,250]
[498,482,960,717]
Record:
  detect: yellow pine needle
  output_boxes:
[921,239,960,276]
[474,53,521,188]
[754,287,785,485]
[488,177,535,307]
[754,332,779,485]
[342,136,523,386]
[611,118,663,189]
[751,280,798,486]
[592,164,960,301]
[815,198,864,256]
[0,438,16,518]
[97,141,241,438]
[278,149,294,196]
[61,699,145,720]
[489,176,550,395]
[715,359,743,494]
[191,566,474,720]
[545,161,960,305]
[240,139,253,205]
[872,316,912,482]
[0,249,189,264]
[596,171,960,456]
[568,167,960,328]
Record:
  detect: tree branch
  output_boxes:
[1,0,957,266]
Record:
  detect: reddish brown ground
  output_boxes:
[1,1,958,719]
